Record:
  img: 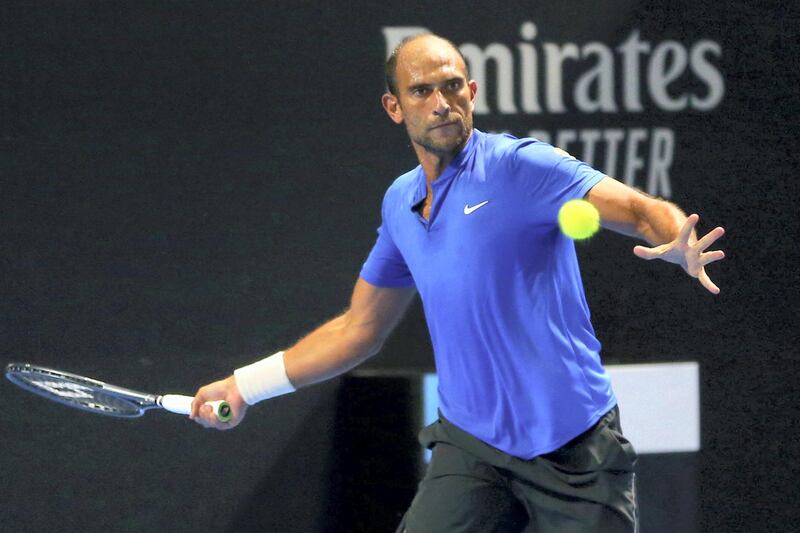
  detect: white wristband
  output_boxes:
[234,351,296,405]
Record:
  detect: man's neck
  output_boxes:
[415,149,455,183]
[413,131,472,183]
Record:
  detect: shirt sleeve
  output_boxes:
[359,210,416,289]
[509,139,606,221]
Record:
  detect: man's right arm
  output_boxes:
[190,277,416,429]
[283,277,417,388]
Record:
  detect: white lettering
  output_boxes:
[602,128,626,177]
[461,43,518,114]
[575,42,617,112]
[648,41,689,111]
[623,128,649,186]
[579,129,603,167]
[380,24,726,114]
[523,127,675,197]
[690,40,725,111]
[648,128,674,197]
[377,25,712,199]
[617,31,651,112]
[518,22,542,113]
[544,42,580,113]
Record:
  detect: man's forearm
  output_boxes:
[231,280,415,404]
[588,177,696,246]
[282,312,380,389]
[635,197,696,246]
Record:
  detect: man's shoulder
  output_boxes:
[375,165,422,216]
[477,130,560,174]
[385,165,422,197]
[481,130,554,159]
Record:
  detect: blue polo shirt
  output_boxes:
[360,129,616,459]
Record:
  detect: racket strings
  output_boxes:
[6,367,144,417]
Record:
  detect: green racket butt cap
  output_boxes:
[216,401,232,422]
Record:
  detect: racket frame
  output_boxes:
[5,362,204,419]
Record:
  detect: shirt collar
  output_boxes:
[408,128,483,208]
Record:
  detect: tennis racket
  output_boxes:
[5,362,231,422]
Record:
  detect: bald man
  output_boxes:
[191,34,724,533]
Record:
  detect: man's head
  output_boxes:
[382,34,477,157]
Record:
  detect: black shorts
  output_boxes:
[397,406,638,533]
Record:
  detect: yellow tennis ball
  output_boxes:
[558,199,600,240]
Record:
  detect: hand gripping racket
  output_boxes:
[5,362,231,422]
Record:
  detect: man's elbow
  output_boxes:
[361,331,388,360]
[343,325,387,363]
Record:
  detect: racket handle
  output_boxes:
[160,394,232,422]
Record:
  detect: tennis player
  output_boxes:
[191,33,725,532]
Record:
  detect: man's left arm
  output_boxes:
[585,176,726,294]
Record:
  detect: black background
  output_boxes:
[2,1,798,531]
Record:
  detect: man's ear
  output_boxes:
[468,80,478,112]
[382,93,404,124]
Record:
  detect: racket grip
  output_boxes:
[160,394,232,422]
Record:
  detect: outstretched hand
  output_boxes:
[633,214,725,294]
[190,375,249,430]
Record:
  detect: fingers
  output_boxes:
[200,407,228,430]
[677,213,700,244]
[190,392,204,419]
[190,385,214,419]
[693,222,724,294]
[192,402,236,430]
[700,249,725,266]
[189,385,223,428]
[189,376,246,430]
[632,245,651,259]
[190,391,213,427]
[633,244,665,260]
[695,226,725,251]
[194,404,214,428]
[634,214,725,294]
[698,267,720,295]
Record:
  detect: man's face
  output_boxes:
[384,37,477,156]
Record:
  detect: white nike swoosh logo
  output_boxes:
[463,200,489,215]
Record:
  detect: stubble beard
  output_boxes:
[408,114,473,157]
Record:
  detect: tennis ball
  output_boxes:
[558,199,600,240]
